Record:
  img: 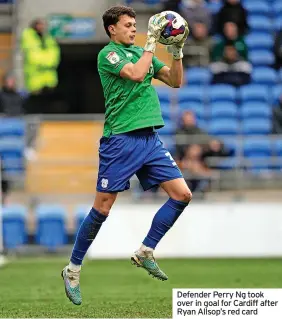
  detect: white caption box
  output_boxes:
[173,289,282,319]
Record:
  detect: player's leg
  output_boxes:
[62,132,146,304]
[160,177,192,202]
[132,133,192,280]
[62,192,117,305]
[70,192,118,266]
[131,180,191,280]
[140,177,191,249]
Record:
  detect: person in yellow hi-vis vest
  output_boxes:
[21,18,60,94]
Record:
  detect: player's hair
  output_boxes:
[103,5,136,38]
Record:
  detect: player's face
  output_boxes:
[112,15,136,45]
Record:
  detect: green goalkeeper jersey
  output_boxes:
[98,41,166,137]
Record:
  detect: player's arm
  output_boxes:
[156,20,189,88]
[120,13,169,82]
[120,51,154,82]
[155,59,183,88]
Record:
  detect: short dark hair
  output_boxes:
[103,5,136,38]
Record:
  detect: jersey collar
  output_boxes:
[110,41,132,48]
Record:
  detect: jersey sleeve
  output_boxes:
[152,56,166,78]
[98,49,130,76]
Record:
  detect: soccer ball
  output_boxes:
[159,11,187,45]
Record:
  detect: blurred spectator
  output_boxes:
[21,18,64,113]
[216,0,248,36]
[202,139,232,168]
[0,73,24,117]
[181,0,212,33]
[179,144,211,194]
[273,95,282,134]
[210,44,251,87]
[212,22,248,62]
[0,156,9,205]
[163,0,182,13]
[183,22,214,67]
[274,30,282,69]
[176,111,231,159]
[175,111,211,160]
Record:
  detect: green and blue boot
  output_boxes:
[131,248,168,281]
[61,266,82,305]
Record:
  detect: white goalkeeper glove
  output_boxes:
[144,13,169,54]
[166,20,189,60]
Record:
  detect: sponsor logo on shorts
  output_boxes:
[101,178,108,189]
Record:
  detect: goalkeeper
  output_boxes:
[62,5,190,305]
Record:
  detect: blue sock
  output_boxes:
[143,198,188,249]
[70,208,107,265]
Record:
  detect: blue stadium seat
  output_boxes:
[146,0,161,4]
[185,68,211,85]
[178,102,205,119]
[274,16,282,31]
[244,138,272,157]
[2,205,27,249]
[278,68,282,82]
[35,204,67,250]
[210,102,238,120]
[274,140,282,157]
[160,102,171,120]
[273,1,282,16]
[243,137,272,170]
[249,50,275,66]
[245,33,274,50]
[0,118,25,137]
[221,137,239,157]
[241,102,272,119]
[252,67,277,86]
[205,1,222,14]
[0,138,25,174]
[178,86,205,104]
[242,118,272,135]
[157,121,175,135]
[154,87,171,103]
[196,119,207,130]
[126,0,161,4]
[248,16,272,33]
[209,85,236,103]
[239,84,269,103]
[271,85,282,105]
[244,1,271,15]
[274,139,282,170]
[208,119,239,136]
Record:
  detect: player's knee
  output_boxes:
[182,189,192,203]
[96,206,111,216]
[93,195,116,216]
[93,192,117,216]
[173,189,192,203]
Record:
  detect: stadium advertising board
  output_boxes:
[48,14,96,39]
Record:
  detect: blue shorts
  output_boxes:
[96,130,183,193]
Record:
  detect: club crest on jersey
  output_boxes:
[101,178,108,189]
[106,52,120,64]
[126,52,133,58]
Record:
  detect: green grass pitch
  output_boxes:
[0,257,281,318]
